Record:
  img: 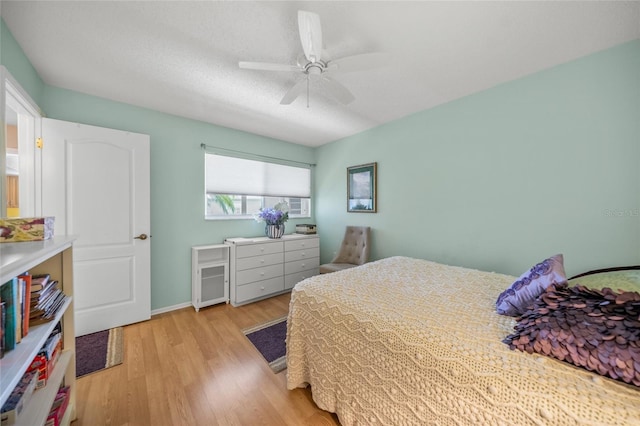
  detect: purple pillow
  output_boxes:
[503,283,640,386]
[496,254,567,316]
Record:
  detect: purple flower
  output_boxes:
[255,203,290,226]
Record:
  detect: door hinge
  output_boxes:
[36,137,43,149]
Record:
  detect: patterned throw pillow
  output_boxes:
[496,254,567,316]
[503,284,640,387]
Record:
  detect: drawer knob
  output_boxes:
[261,286,265,290]
[260,259,265,263]
[260,272,265,276]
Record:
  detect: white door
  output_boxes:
[41,118,151,336]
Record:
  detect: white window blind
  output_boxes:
[205,153,311,198]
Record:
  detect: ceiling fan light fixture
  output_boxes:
[239,9,385,106]
[306,64,323,75]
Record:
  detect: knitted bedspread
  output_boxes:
[286,256,640,426]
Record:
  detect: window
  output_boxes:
[205,152,311,219]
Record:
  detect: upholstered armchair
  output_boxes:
[319,226,371,274]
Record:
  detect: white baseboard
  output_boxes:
[151,301,191,316]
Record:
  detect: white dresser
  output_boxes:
[225,234,319,306]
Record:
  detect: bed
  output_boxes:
[286,256,640,425]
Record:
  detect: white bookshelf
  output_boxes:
[0,236,76,425]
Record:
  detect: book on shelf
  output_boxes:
[30,292,67,326]
[45,386,70,426]
[0,370,39,426]
[27,324,62,390]
[0,278,18,351]
[30,274,50,292]
[15,278,22,344]
[34,278,57,299]
[0,301,5,358]
[1,267,69,365]
[40,323,62,359]
[18,274,32,339]
[30,280,59,311]
[30,287,61,317]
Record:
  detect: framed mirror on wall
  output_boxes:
[0,66,42,218]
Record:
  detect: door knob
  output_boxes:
[134,233,149,240]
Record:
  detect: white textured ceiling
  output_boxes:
[2,1,639,147]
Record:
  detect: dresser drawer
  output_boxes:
[284,247,320,262]
[236,252,283,271]
[285,268,319,289]
[236,263,283,285]
[236,277,285,303]
[236,241,283,258]
[285,237,319,252]
[285,257,319,275]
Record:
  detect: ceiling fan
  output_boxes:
[239,10,387,106]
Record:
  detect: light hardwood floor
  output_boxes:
[71,293,340,426]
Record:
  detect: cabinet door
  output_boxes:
[196,263,228,308]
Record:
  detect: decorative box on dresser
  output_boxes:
[225,234,319,306]
[0,236,76,426]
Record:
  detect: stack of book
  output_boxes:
[29,275,67,326]
[0,273,69,357]
[27,324,62,390]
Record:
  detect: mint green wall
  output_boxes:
[0,19,45,105]
[316,39,640,278]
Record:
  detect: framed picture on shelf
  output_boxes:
[347,162,377,213]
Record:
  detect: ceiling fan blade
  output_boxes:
[298,10,323,63]
[328,52,389,74]
[239,61,299,72]
[280,79,307,105]
[322,77,355,105]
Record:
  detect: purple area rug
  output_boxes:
[243,316,287,373]
[75,327,123,377]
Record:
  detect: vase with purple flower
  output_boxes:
[255,202,289,239]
